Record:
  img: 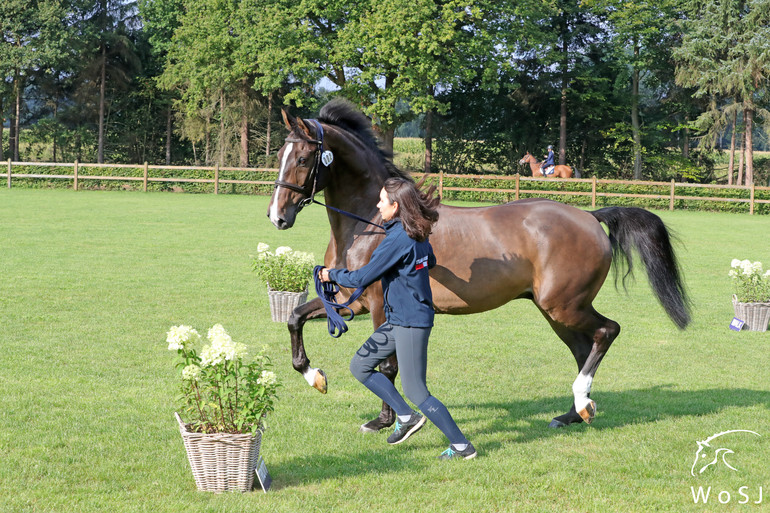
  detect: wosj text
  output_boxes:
[690,486,763,505]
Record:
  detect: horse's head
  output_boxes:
[268,109,330,230]
[518,152,532,165]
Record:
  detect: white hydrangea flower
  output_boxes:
[257,242,270,253]
[731,259,742,268]
[200,325,247,366]
[257,370,277,387]
[294,251,315,266]
[207,324,231,344]
[728,269,738,279]
[199,343,224,367]
[166,325,201,351]
[275,246,292,256]
[221,340,248,361]
[741,260,754,276]
[182,364,201,382]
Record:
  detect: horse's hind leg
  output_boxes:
[540,306,620,427]
[359,353,398,433]
[359,302,397,433]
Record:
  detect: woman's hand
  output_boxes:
[319,267,332,282]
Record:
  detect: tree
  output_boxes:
[71,0,142,163]
[586,0,685,179]
[239,0,503,158]
[0,0,68,160]
[675,0,770,185]
[138,0,185,164]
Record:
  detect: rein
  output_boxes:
[313,265,367,338]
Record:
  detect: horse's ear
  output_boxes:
[295,117,313,138]
[281,108,296,131]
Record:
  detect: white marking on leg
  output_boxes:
[572,373,593,412]
[269,142,293,225]
[303,367,319,387]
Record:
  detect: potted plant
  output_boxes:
[167,324,280,492]
[252,243,316,322]
[729,259,770,331]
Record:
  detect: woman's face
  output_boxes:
[377,187,398,221]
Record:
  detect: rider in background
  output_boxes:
[540,145,555,175]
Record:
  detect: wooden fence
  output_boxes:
[434,172,770,214]
[3,160,276,194]
[4,159,770,214]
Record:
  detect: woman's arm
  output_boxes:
[326,235,407,289]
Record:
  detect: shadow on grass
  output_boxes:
[266,443,423,491]
[267,386,768,488]
[467,385,770,451]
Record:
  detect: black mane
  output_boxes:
[318,98,411,181]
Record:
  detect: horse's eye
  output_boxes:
[298,157,307,165]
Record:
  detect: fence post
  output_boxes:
[438,168,443,199]
[143,162,148,192]
[73,160,79,190]
[592,175,597,208]
[515,173,520,201]
[6,159,10,189]
[750,182,755,215]
[214,163,220,195]
[670,179,675,211]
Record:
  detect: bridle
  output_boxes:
[273,119,327,210]
[272,119,385,230]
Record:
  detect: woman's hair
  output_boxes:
[383,176,440,242]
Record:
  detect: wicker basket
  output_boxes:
[175,412,262,493]
[732,295,770,332]
[267,287,308,322]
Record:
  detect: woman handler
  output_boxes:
[319,177,476,460]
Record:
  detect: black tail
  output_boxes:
[591,207,691,329]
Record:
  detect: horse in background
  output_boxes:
[519,152,574,178]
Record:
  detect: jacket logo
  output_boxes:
[415,256,428,271]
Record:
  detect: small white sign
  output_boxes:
[321,150,334,167]
[255,456,272,493]
[729,317,745,331]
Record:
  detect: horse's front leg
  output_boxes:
[288,297,329,393]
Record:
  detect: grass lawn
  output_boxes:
[1,188,769,513]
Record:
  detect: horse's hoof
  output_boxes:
[548,418,568,428]
[313,369,327,394]
[358,423,379,434]
[577,400,597,424]
[359,418,387,433]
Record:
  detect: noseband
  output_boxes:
[273,119,327,209]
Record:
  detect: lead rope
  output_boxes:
[314,265,367,338]
[311,199,385,230]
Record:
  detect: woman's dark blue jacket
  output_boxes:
[328,219,436,328]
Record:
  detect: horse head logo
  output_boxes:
[691,430,760,477]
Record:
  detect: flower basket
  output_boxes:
[732,295,770,332]
[175,412,262,493]
[268,287,308,322]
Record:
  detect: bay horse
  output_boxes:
[268,99,690,432]
[520,151,574,178]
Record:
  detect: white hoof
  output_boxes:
[303,367,327,394]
